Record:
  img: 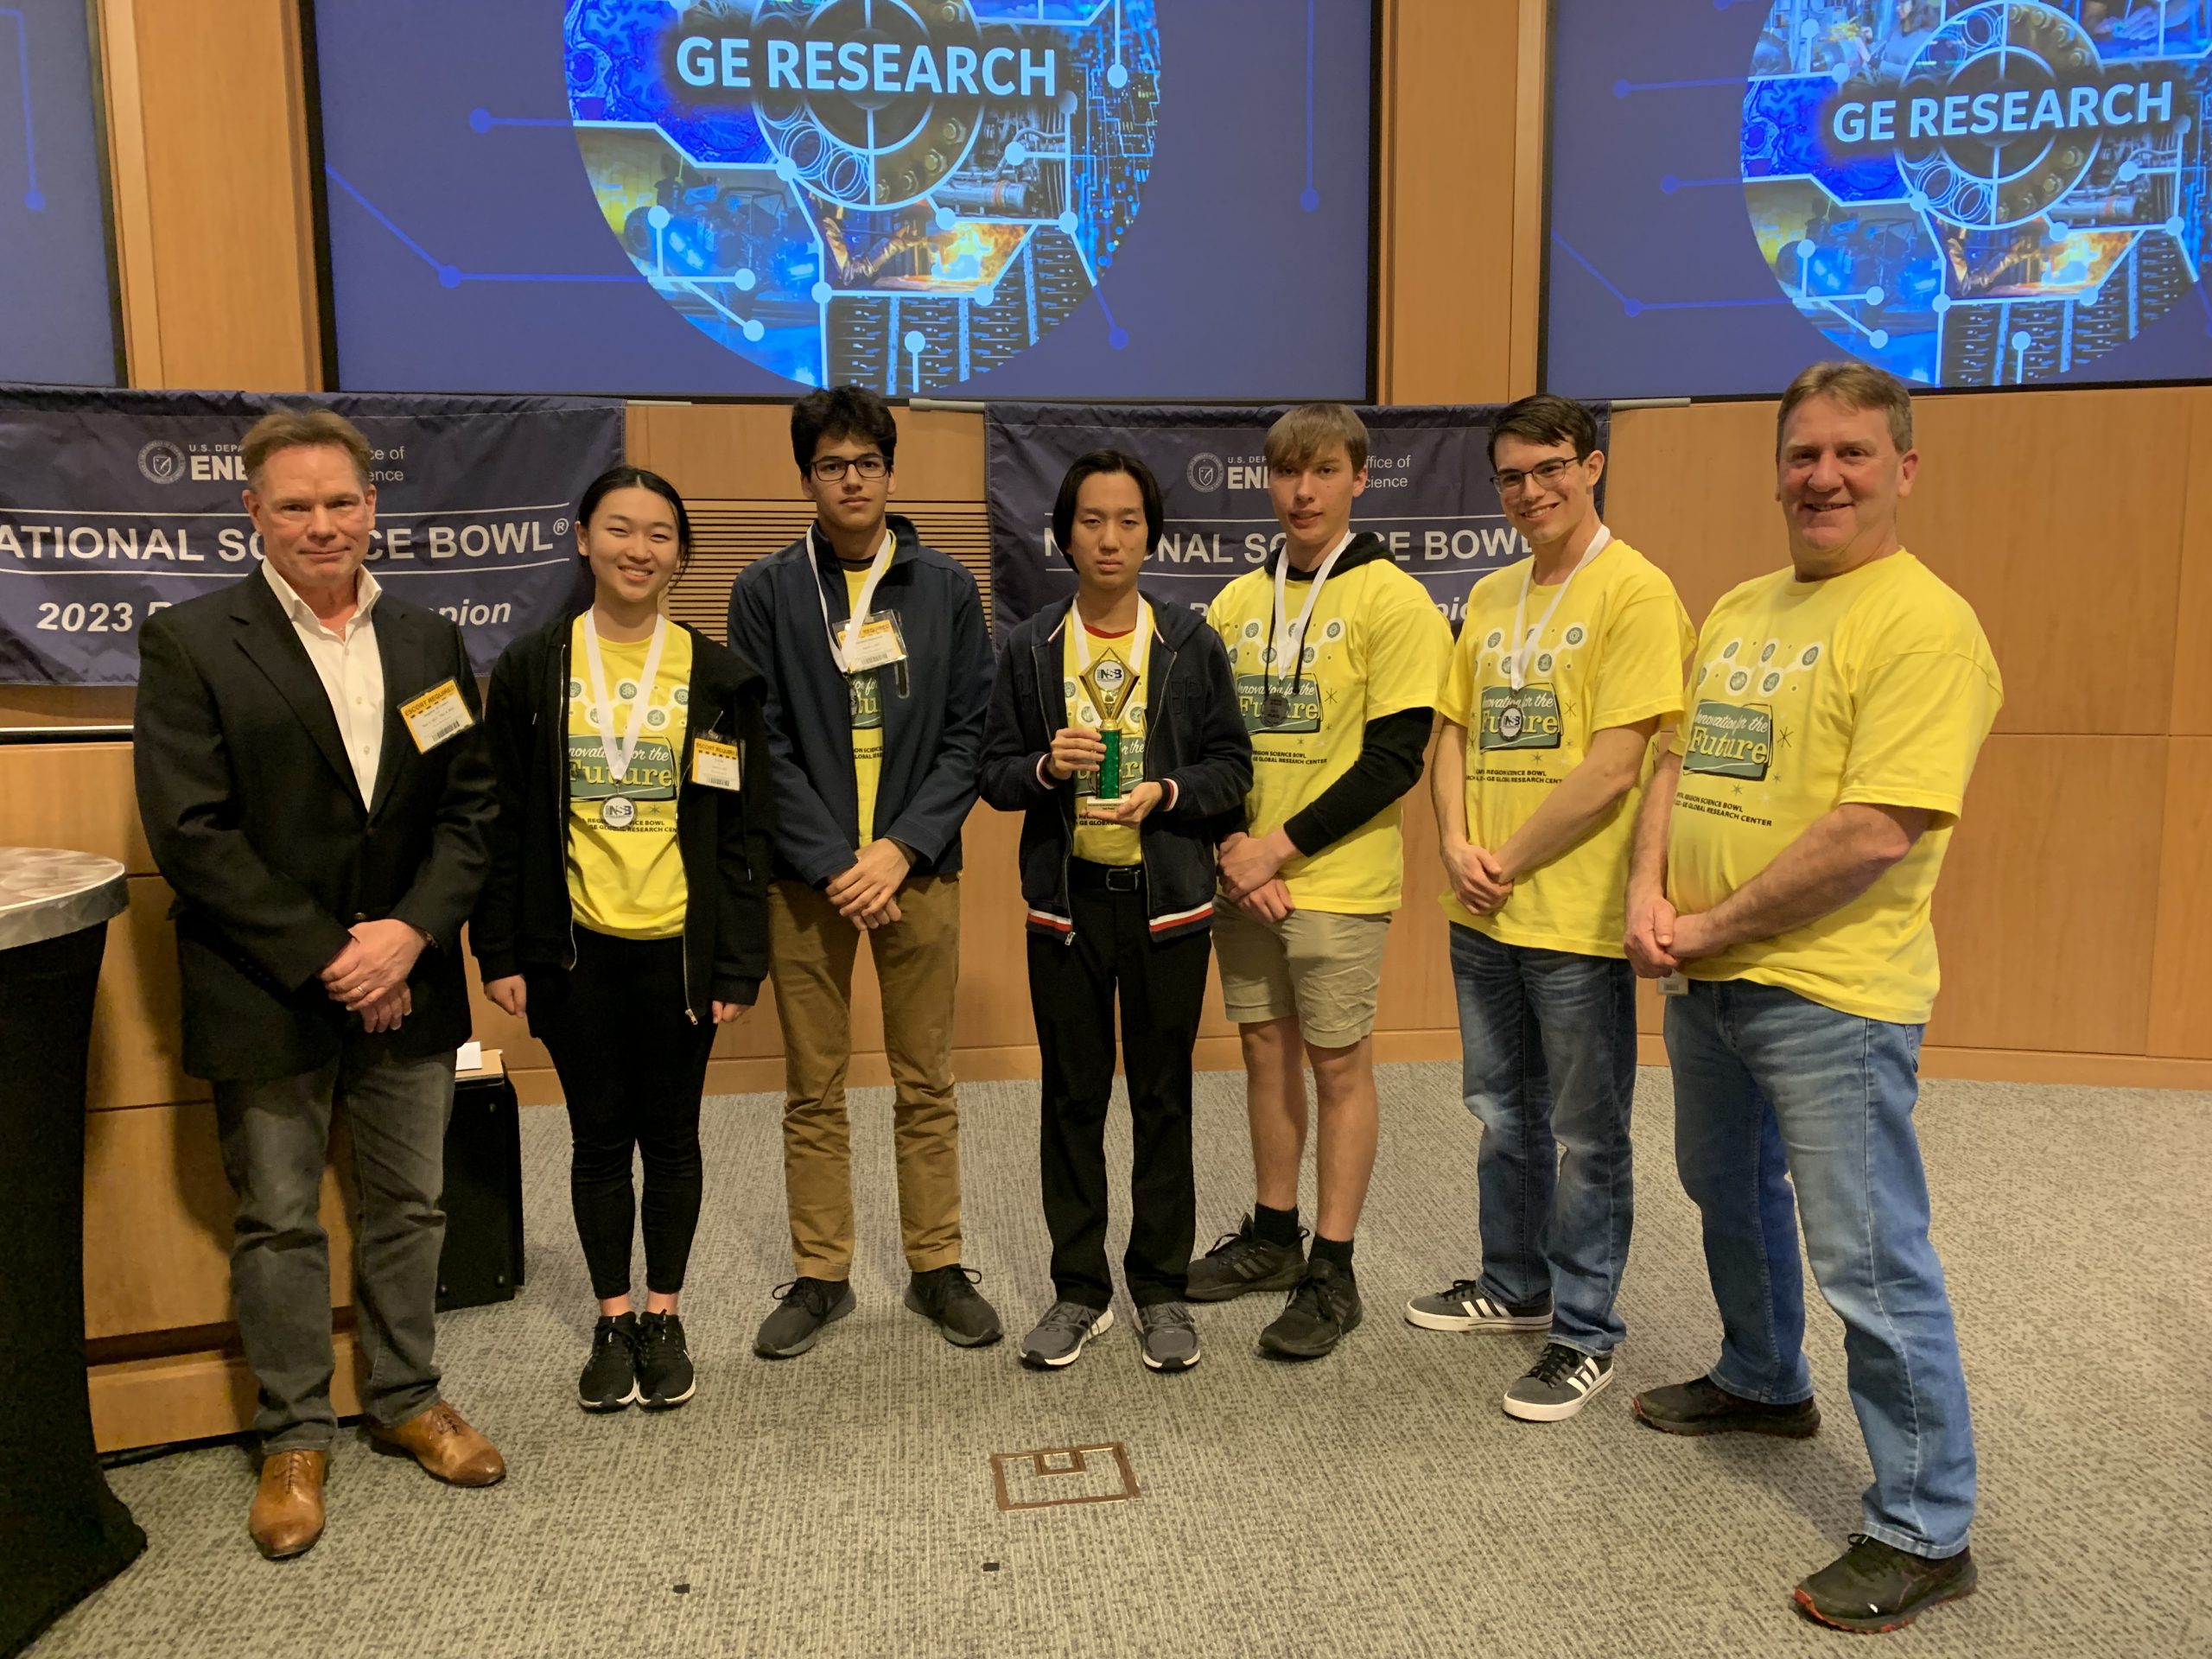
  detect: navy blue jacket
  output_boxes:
[728,514,992,887]
[980,594,1251,944]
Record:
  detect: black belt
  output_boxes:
[1070,859,1144,892]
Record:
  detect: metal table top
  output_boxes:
[0,846,129,951]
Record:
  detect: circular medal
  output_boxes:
[1498,699,1525,742]
[1261,692,1289,728]
[600,796,636,830]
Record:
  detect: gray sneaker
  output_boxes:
[1404,1279,1552,1333]
[753,1277,855,1359]
[1135,1302,1200,1373]
[1503,1341,1614,1421]
[1018,1300,1114,1369]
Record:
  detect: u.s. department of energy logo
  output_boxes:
[1742,0,2207,388]
[566,0,1161,394]
[137,441,187,485]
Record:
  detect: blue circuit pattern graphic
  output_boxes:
[1742,1,2211,386]
[565,0,1161,394]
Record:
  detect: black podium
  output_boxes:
[0,849,145,1658]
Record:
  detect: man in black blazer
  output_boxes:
[133,409,504,1561]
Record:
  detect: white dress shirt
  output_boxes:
[261,560,386,806]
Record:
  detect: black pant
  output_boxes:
[537,929,716,1300]
[1027,864,1209,1309]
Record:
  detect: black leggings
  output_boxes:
[537,928,717,1300]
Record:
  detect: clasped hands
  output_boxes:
[1046,726,1165,828]
[1624,887,1718,978]
[827,836,912,931]
[1444,840,1515,918]
[321,917,424,1034]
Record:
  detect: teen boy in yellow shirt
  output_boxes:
[1407,396,1692,1423]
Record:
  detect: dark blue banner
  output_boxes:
[0,387,624,684]
[983,403,1611,644]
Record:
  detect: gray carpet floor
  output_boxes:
[41,1064,2212,1658]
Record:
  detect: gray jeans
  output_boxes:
[213,1040,454,1452]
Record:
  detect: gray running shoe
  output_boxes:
[1185,1215,1306,1302]
[1018,1300,1114,1369]
[1135,1302,1200,1373]
[753,1277,855,1359]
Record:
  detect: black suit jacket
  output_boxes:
[133,572,496,1082]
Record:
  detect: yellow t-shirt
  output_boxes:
[565,619,694,938]
[1206,554,1452,914]
[846,567,883,849]
[1439,535,1693,955]
[1062,617,1149,867]
[1667,550,2001,1024]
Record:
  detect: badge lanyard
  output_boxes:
[1506,524,1611,691]
[810,525,895,672]
[1268,530,1353,709]
[582,612,668,829]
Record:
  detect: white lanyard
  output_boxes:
[581,612,668,786]
[1269,530,1353,693]
[1070,597,1154,701]
[810,525,895,672]
[1507,524,1611,690]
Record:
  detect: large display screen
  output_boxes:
[315,1,1373,400]
[1547,1,2212,398]
[0,1,118,386]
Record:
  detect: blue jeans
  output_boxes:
[1665,979,1976,1558]
[1448,924,1636,1356]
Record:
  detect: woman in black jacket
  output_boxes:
[473,466,772,1413]
[979,450,1252,1374]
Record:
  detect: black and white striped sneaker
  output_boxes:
[1503,1342,1613,1421]
[1404,1279,1552,1332]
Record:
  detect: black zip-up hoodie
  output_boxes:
[979,593,1252,943]
[470,613,773,1028]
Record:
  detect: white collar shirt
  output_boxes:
[261,560,386,806]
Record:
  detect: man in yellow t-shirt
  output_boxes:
[1189,403,1452,1362]
[1624,363,1999,1636]
[1406,396,1692,1426]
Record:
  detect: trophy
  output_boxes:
[1079,648,1140,808]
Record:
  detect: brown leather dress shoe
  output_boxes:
[366,1399,506,1487]
[249,1448,327,1560]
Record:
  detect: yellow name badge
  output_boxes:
[841,614,906,672]
[399,678,474,753]
[690,736,741,791]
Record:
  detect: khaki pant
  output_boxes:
[768,875,964,1279]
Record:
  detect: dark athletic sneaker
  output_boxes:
[1794,1535,1977,1634]
[578,1312,640,1412]
[1503,1342,1612,1422]
[1185,1215,1306,1302]
[1018,1300,1114,1369]
[1257,1258,1363,1360]
[1404,1279,1552,1333]
[753,1277,855,1359]
[635,1311,696,1409]
[904,1264,1004,1347]
[1632,1375,1822,1439]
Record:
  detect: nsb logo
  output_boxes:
[567,0,1161,394]
[1741,1,2207,388]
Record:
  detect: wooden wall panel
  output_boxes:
[1602,402,1783,620]
[2148,738,2212,1060]
[89,877,205,1111]
[102,0,320,391]
[2171,399,2212,738]
[0,741,147,868]
[1925,736,2168,1054]
[626,403,984,501]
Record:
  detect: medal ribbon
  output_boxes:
[810,525,896,672]
[1069,597,1154,711]
[582,612,668,788]
[1507,524,1611,691]
[1268,530,1354,704]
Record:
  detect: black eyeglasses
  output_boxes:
[810,454,889,482]
[1491,456,1583,495]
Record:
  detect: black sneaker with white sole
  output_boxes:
[1185,1215,1306,1302]
[1404,1279,1553,1332]
[1503,1342,1613,1421]
[753,1277,855,1358]
[1794,1535,1977,1634]
[578,1312,640,1412]
[635,1311,696,1408]
[1018,1301,1113,1369]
